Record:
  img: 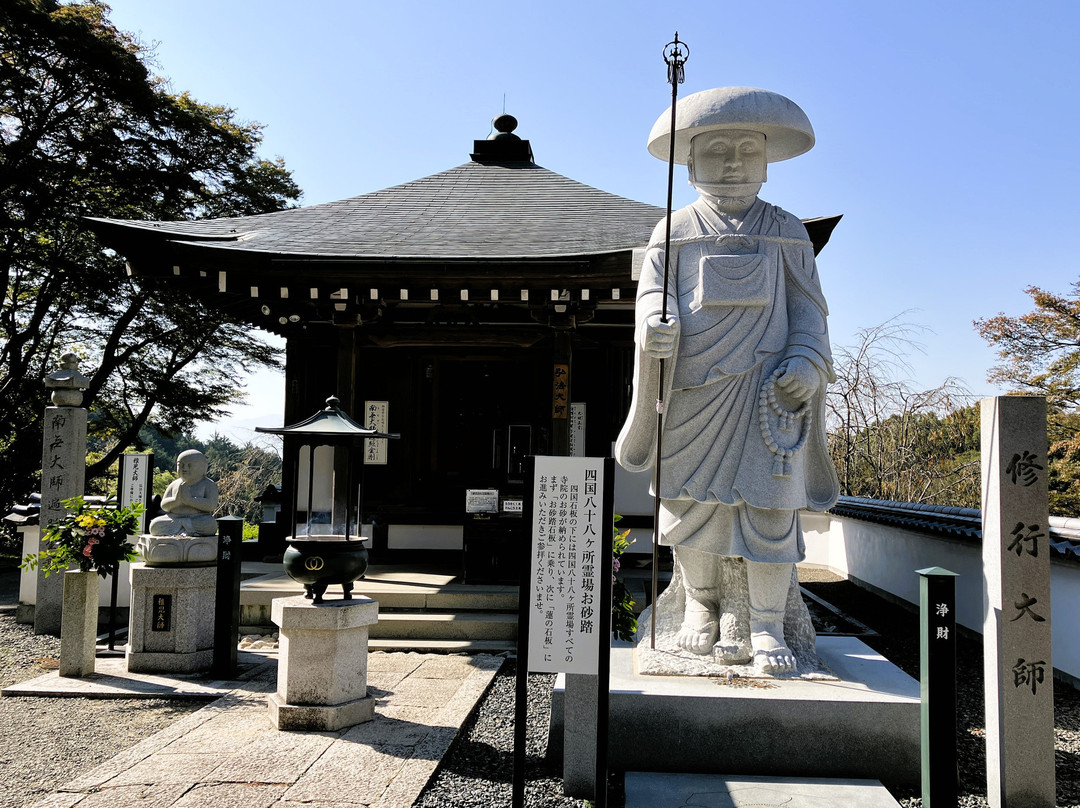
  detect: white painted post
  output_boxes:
[981,396,1055,807]
[35,354,89,635]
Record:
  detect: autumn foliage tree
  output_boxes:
[977,283,1080,514]
[0,0,301,515]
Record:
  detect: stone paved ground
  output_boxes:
[22,652,502,808]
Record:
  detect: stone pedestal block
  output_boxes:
[59,571,98,677]
[126,563,215,673]
[551,637,922,794]
[269,595,379,731]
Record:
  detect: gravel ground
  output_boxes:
[414,663,591,808]
[2,564,1078,807]
[0,568,203,808]
[800,577,1080,808]
[418,574,1080,808]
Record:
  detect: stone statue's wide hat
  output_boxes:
[647,86,815,165]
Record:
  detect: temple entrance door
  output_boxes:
[430,354,547,512]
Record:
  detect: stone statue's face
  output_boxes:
[176,452,207,483]
[690,129,767,187]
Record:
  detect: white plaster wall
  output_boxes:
[1051,561,1080,683]
[387,524,463,550]
[19,526,134,609]
[800,514,1080,684]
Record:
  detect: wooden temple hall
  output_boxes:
[90,115,837,576]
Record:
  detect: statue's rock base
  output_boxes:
[550,637,920,787]
[637,557,831,678]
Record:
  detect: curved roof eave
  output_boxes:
[153,239,645,262]
[87,161,666,262]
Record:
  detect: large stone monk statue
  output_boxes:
[616,87,839,675]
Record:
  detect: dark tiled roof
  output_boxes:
[88,161,665,261]
[830,496,1080,563]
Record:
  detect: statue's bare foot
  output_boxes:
[675,598,718,655]
[751,629,797,675]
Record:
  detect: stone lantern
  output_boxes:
[256,396,399,602]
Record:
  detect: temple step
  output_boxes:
[369,610,517,641]
[239,562,521,648]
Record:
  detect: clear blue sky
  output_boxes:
[102,0,1080,439]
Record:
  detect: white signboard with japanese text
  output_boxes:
[569,403,585,457]
[527,455,606,675]
[465,489,500,514]
[119,453,152,534]
[364,401,389,465]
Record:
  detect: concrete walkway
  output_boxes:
[20,651,502,808]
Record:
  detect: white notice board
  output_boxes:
[364,401,389,465]
[119,453,152,534]
[569,403,585,457]
[527,455,607,675]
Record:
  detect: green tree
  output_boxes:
[137,427,282,523]
[0,0,301,516]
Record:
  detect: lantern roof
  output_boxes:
[255,396,400,440]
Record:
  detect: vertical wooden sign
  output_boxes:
[552,364,569,419]
[364,401,389,465]
[981,396,1054,808]
[918,566,958,807]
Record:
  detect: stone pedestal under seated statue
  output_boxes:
[136,534,218,567]
[269,595,379,732]
[126,563,215,674]
[549,637,920,787]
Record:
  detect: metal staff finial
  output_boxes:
[651,32,688,650]
[664,33,689,85]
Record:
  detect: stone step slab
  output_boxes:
[367,638,516,653]
[625,773,903,807]
[368,610,517,641]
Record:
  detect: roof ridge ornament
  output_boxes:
[471,113,534,164]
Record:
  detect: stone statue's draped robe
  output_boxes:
[615,197,839,563]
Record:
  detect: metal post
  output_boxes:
[107,568,119,651]
[918,566,958,807]
[212,516,244,678]
[594,457,615,808]
[512,457,536,808]
[651,33,689,648]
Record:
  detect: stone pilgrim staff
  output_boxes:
[616,86,840,675]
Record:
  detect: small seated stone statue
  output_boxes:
[149,450,220,537]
